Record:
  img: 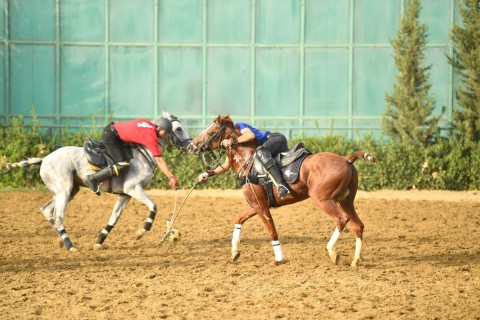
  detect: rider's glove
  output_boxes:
[198,170,215,183]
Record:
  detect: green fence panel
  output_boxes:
[256,0,300,44]
[305,0,350,44]
[0,0,4,40]
[159,0,202,43]
[10,0,54,40]
[110,0,154,43]
[110,46,154,117]
[158,47,202,116]
[354,0,401,44]
[207,48,251,116]
[61,0,104,42]
[10,44,55,117]
[304,48,349,117]
[353,47,396,116]
[421,0,451,43]
[0,45,4,115]
[207,0,251,43]
[61,46,104,118]
[0,0,461,138]
[256,48,299,117]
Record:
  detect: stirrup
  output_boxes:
[277,185,290,199]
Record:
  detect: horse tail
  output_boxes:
[345,151,376,164]
[5,157,43,170]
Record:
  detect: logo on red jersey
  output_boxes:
[137,121,153,128]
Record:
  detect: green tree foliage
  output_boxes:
[383,0,443,147]
[448,0,480,141]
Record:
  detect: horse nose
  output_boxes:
[187,142,199,154]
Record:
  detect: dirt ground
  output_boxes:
[0,188,479,320]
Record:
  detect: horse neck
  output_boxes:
[227,142,258,176]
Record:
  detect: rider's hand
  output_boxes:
[221,138,231,148]
[169,175,179,188]
[198,170,215,183]
[198,172,209,183]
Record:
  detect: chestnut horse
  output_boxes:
[188,115,376,267]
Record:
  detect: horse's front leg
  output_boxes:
[256,206,284,266]
[94,194,131,250]
[231,208,257,261]
[125,185,158,240]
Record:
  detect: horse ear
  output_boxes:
[162,111,170,119]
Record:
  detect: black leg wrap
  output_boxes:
[96,225,114,245]
[143,211,156,231]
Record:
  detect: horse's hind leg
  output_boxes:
[311,198,350,265]
[338,200,364,268]
[231,207,257,261]
[94,194,131,250]
[52,192,77,251]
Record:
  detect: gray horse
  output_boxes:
[6,112,192,252]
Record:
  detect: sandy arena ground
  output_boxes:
[0,189,479,319]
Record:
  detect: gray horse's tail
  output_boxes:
[5,157,43,170]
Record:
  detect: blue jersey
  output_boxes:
[235,122,270,144]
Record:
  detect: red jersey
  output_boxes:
[113,119,162,157]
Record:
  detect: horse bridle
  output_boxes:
[197,120,235,169]
[159,119,192,158]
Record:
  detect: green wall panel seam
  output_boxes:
[153,0,158,118]
[299,0,305,137]
[104,0,110,123]
[202,0,207,127]
[250,0,256,124]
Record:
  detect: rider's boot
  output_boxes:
[256,148,291,199]
[267,163,291,198]
[83,166,114,196]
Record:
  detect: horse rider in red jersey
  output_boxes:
[83,118,178,195]
[200,122,291,199]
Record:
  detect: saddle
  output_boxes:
[83,138,133,171]
[83,138,115,171]
[238,142,312,208]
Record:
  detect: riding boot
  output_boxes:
[267,163,291,199]
[83,166,114,196]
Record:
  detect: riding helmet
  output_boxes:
[152,117,173,133]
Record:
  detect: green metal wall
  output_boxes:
[0,0,457,138]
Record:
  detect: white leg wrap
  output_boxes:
[326,228,341,251]
[231,224,242,246]
[272,240,284,261]
[354,237,362,260]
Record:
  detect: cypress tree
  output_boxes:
[382,0,443,147]
[447,0,480,141]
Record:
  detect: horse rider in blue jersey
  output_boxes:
[200,122,291,198]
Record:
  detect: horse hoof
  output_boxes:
[93,243,104,250]
[232,250,240,261]
[68,247,78,252]
[351,259,359,268]
[270,259,285,266]
[136,228,147,240]
[329,252,340,265]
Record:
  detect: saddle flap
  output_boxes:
[83,140,109,170]
[276,142,307,166]
[252,142,311,182]
[88,137,106,149]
